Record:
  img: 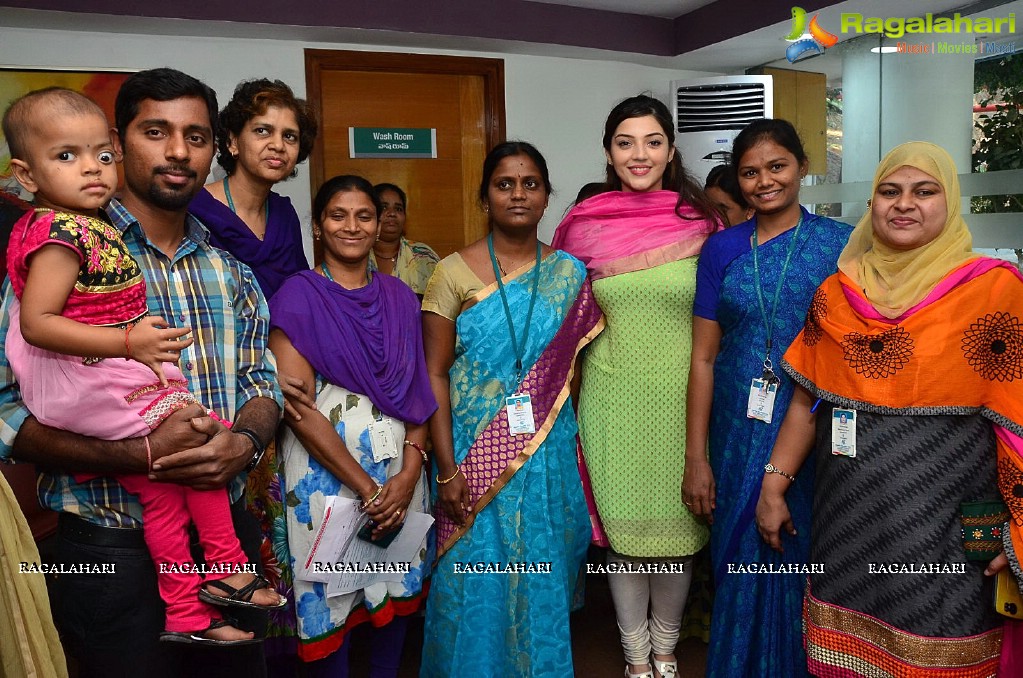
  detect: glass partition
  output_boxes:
[755,1,1022,264]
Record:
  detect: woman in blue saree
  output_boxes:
[682,120,851,677]
[420,142,603,677]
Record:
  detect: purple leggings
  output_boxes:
[306,616,411,678]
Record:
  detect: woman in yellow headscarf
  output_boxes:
[756,142,1023,677]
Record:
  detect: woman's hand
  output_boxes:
[985,551,1009,576]
[437,471,472,526]
[128,316,194,386]
[365,469,418,536]
[756,485,795,553]
[682,456,716,523]
[279,373,316,421]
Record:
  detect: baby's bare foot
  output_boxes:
[202,622,255,643]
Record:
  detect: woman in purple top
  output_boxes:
[269,175,436,675]
[189,78,318,298]
[189,78,318,674]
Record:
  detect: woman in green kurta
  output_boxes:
[552,95,720,678]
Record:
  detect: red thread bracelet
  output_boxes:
[403,439,428,462]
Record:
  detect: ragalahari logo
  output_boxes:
[784,7,839,62]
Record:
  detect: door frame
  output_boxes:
[304,49,506,203]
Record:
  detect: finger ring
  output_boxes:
[394,508,402,516]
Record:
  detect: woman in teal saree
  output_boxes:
[420,142,603,677]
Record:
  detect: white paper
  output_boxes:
[298,496,434,595]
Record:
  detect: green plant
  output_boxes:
[973,54,1023,213]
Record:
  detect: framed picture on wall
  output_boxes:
[0,67,134,196]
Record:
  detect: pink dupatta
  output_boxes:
[552,190,720,280]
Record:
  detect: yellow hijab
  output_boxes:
[837,141,977,318]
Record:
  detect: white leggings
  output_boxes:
[606,550,694,665]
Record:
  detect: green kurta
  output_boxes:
[578,257,708,557]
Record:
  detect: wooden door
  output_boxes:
[305,50,506,260]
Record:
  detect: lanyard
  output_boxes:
[223,177,269,222]
[487,234,541,387]
[751,215,803,381]
[321,262,370,284]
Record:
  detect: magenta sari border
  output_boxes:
[588,239,703,281]
[435,279,604,555]
[841,257,1015,323]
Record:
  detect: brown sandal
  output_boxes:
[199,574,287,610]
[159,618,261,646]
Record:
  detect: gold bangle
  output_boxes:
[436,468,461,485]
[404,439,428,463]
[359,485,383,511]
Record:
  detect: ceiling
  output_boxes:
[0,0,1019,76]
[525,0,717,19]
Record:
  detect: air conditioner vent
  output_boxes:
[670,75,774,184]
[675,82,769,133]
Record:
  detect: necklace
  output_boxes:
[223,177,269,228]
[494,252,531,277]
[375,241,400,264]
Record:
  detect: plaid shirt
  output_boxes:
[0,198,282,527]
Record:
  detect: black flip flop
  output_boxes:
[199,574,287,610]
[159,618,261,647]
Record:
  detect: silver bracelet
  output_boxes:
[764,463,796,482]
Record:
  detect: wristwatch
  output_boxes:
[235,428,266,473]
[764,463,796,482]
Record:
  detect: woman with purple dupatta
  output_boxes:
[420,142,603,676]
[269,175,437,675]
[189,78,317,299]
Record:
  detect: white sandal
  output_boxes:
[652,657,677,678]
[625,664,654,678]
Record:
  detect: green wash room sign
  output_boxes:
[349,127,437,159]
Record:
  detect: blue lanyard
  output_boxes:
[223,177,268,222]
[751,215,803,380]
[487,234,541,387]
[321,262,370,284]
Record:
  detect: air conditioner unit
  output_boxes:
[671,75,773,184]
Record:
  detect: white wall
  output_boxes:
[0,27,716,248]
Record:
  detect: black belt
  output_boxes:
[58,512,147,549]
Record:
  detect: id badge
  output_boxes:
[746,378,778,423]
[369,418,399,463]
[505,393,536,435]
[831,408,856,457]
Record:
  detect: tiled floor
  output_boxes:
[368,560,709,677]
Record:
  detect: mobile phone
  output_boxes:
[994,569,1023,620]
[356,520,403,549]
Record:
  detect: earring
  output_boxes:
[866,199,872,207]
[313,231,321,240]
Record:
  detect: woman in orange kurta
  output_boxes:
[756,142,1023,677]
